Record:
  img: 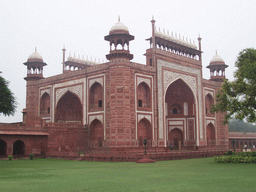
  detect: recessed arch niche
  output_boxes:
[55,91,82,123]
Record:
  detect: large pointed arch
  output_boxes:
[55,91,82,123]
[165,79,195,117]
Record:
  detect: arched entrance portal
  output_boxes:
[0,140,7,155]
[55,91,82,123]
[137,118,152,147]
[90,120,104,147]
[206,123,216,145]
[13,140,25,155]
[169,128,183,150]
[165,79,196,148]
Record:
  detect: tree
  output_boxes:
[0,72,16,116]
[212,48,256,124]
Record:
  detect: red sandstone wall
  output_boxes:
[45,124,87,157]
[105,65,136,147]
[0,135,47,156]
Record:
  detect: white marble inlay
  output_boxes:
[89,114,103,125]
[206,119,215,126]
[56,84,82,104]
[169,120,183,125]
[137,77,151,88]
[40,89,50,97]
[138,114,152,123]
[89,77,103,89]
[169,126,183,132]
[157,59,203,143]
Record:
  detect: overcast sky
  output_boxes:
[0,0,256,123]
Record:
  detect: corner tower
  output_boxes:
[104,19,137,148]
[104,18,134,62]
[23,49,46,126]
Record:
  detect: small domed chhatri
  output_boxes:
[209,51,225,65]
[27,48,43,63]
[109,16,129,35]
[207,51,228,81]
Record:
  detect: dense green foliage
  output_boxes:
[229,118,256,132]
[212,48,256,124]
[215,151,256,163]
[29,153,34,160]
[0,158,256,191]
[0,72,16,116]
[8,155,13,161]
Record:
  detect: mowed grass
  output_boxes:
[0,157,255,192]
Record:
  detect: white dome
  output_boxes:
[27,49,43,62]
[210,53,224,63]
[110,21,129,32]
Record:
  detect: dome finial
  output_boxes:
[216,50,218,55]
[35,47,37,52]
[118,15,120,22]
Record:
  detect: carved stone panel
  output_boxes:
[137,77,151,88]
[55,84,82,105]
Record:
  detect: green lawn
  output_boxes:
[0,157,255,192]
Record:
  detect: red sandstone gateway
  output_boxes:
[0,18,229,160]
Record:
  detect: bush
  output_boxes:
[8,155,13,161]
[29,153,34,160]
[224,150,234,156]
[250,157,256,163]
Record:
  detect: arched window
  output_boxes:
[116,39,123,50]
[89,82,104,112]
[137,82,151,110]
[205,94,214,117]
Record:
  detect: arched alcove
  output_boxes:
[13,140,25,155]
[40,92,50,117]
[0,140,7,155]
[137,118,152,147]
[206,123,215,145]
[168,128,183,150]
[205,94,214,117]
[165,79,195,117]
[89,82,104,112]
[90,119,104,147]
[137,82,151,110]
[55,91,82,123]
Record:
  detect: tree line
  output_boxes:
[229,118,256,132]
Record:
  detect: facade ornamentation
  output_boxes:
[55,84,83,104]
[0,19,229,158]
